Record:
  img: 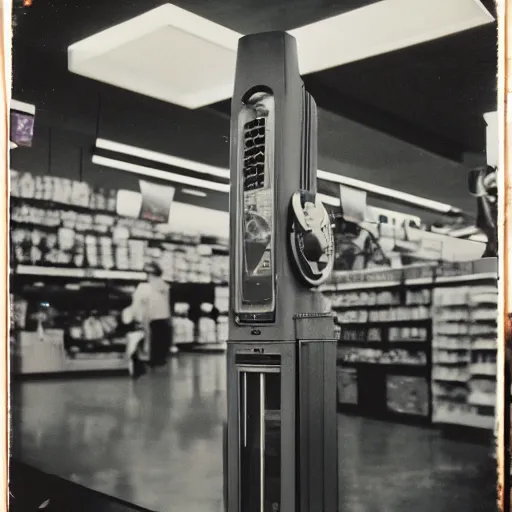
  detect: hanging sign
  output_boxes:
[138,180,175,223]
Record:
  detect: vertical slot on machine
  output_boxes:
[237,353,281,512]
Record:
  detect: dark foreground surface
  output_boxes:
[11,353,497,512]
[10,460,155,512]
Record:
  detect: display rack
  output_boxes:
[325,258,498,428]
[431,275,497,431]
[10,170,230,375]
[329,272,433,424]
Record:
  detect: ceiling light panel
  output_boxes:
[289,0,493,74]
[68,4,239,109]
[68,1,493,109]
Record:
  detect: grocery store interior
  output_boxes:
[9,1,502,511]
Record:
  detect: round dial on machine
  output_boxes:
[289,190,335,287]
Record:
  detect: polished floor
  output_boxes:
[11,354,496,512]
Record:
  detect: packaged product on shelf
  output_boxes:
[94,214,116,234]
[29,245,42,265]
[52,177,73,204]
[342,348,383,363]
[406,289,431,306]
[433,350,470,364]
[61,210,77,229]
[338,309,368,324]
[58,227,75,251]
[435,286,469,306]
[381,349,426,366]
[159,249,174,281]
[12,298,28,329]
[76,213,94,232]
[112,225,130,242]
[10,170,20,197]
[18,172,35,199]
[107,190,117,212]
[12,228,30,263]
[126,239,145,271]
[172,317,195,344]
[115,243,130,270]
[340,327,367,343]
[214,286,229,314]
[389,326,428,342]
[70,181,90,208]
[33,176,45,200]
[85,235,99,268]
[432,367,470,382]
[99,237,115,270]
[30,229,42,247]
[82,315,105,341]
[99,314,118,335]
[217,316,228,343]
[198,317,217,344]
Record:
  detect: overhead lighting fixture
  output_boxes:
[182,188,208,198]
[69,0,493,109]
[11,99,36,115]
[289,0,493,74]
[95,138,460,215]
[96,138,230,179]
[316,169,459,214]
[92,154,230,193]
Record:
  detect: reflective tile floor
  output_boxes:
[11,354,496,512]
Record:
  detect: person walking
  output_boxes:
[131,261,177,370]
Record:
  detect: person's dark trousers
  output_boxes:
[149,319,171,367]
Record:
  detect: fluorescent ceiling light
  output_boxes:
[11,99,35,115]
[317,169,458,214]
[69,0,493,109]
[95,138,459,214]
[96,138,230,179]
[182,188,207,197]
[92,154,230,193]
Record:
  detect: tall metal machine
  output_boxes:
[225,31,338,512]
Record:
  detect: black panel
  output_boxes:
[306,23,497,153]
[98,87,230,169]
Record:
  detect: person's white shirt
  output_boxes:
[132,277,171,323]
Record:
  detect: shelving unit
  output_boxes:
[325,258,498,429]
[431,276,498,431]
[328,277,433,424]
[10,170,231,376]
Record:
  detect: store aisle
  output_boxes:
[11,354,495,512]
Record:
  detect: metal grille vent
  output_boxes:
[243,117,266,191]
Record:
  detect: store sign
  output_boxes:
[139,180,175,223]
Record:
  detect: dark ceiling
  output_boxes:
[10,0,498,220]
[12,0,497,160]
